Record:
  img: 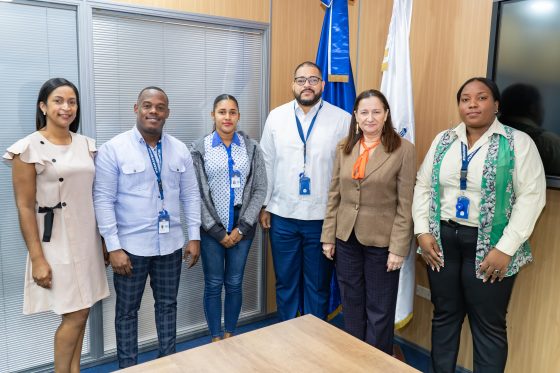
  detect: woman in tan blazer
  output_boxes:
[321,89,415,354]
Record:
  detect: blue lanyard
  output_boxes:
[146,141,164,201]
[224,143,235,232]
[460,142,482,191]
[295,102,323,173]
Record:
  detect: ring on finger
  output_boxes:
[493,269,500,275]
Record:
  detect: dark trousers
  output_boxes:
[113,249,183,368]
[335,232,400,355]
[269,214,333,321]
[429,222,516,373]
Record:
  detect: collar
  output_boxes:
[453,118,506,147]
[211,131,240,148]
[132,125,164,146]
[294,98,323,118]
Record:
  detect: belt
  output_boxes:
[440,219,477,230]
[38,202,62,242]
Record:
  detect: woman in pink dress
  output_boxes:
[4,78,109,372]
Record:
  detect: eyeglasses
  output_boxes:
[294,76,322,86]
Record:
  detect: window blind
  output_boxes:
[91,10,266,353]
[0,3,83,372]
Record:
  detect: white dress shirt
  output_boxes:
[412,119,546,256]
[260,99,350,220]
[94,126,201,256]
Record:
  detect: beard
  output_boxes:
[294,88,322,107]
[137,118,165,138]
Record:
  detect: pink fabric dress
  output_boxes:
[4,131,109,315]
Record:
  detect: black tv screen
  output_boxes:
[488,0,560,188]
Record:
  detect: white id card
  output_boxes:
[158,219,169,234]
[231,171,241,189]
[158,210,170,234]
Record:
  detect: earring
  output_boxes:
[355,122,360,134]
[494,110,499,114]
[43,111,46,116]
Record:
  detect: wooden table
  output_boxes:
[120,314,420,372]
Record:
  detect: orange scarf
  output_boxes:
[352,138,380,180]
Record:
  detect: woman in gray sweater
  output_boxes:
[190,94,267,342]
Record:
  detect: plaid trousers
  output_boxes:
[113,249,183,368]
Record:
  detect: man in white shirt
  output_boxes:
[260,61,351,320]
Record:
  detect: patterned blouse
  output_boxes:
[203,131,250,232]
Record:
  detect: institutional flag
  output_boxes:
[316,0,356,114]
[380,0,416,329]
[316,0,356,319]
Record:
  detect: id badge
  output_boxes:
[231,170,241,189]
[158,209,170,234]
[299,174,311,195]
[455,196,470,219]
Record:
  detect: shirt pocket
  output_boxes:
[167,160,185,189]
[120,161,147,191]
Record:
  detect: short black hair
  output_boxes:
[456,77,501,104]
[294,61,323,79]
[137,86,169,105]
[36,78,80,133]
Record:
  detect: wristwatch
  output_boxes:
[237,228,244,236]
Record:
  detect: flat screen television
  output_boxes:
[488,0,560,188]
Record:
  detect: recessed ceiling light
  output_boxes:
[530,1,556,14]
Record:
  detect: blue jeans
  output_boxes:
[200,232,252,338]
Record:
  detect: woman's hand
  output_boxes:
[322,243,335,260]
[478,248,511,283]
[220,234,235,248]
[418,233,444,271]
[387,252,404,272]
[229,229,243,245]
[32,257,52,288]
[101,239,110,267]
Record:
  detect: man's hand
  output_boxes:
[259,209,271,229]
[184,240,200,268]
[109,249,133,276]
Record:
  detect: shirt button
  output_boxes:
[133,169,137,172]
[62,202,67,207]
[59,178,64,182]
[52,159,56,163]
[355,204,359,210]
[40,141,45,145]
